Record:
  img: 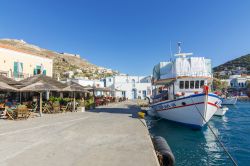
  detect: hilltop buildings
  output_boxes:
[69,77,104,88]
[215,66,249,78]
[222,75,250,95]
[0,44,53,80]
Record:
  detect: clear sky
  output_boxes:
[1,0,250,76]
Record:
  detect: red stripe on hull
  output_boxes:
[156,102,219,112]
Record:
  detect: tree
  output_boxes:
[212,78,228,91]
[246,80,250,98]
[246,80,250,89]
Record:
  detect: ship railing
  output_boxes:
[175,71,213,77]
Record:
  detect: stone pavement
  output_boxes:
[0,101,159,166]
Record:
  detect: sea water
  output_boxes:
[147,101,250,166]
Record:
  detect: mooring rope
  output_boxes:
[190,97,238,166]
[149,117,163,122]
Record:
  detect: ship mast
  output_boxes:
[175,42,193,58]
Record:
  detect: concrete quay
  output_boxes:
[0,101,159,166]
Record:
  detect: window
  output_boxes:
[190,81,194,89]
[179,81,184,89]
[34,65,41,75]
[143,90,147,97]
[200,80,205,87]
[43,70,46,76]
[132,79,135,88]
[185,81,189,89]
[122,91,126,98]
[195,80,199,89]
[14,62,23,78]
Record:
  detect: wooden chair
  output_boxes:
[5,108,16,120]
[42,103,52,114]
[28,103,38,112]
[61,102,72,112]
[16,105,30,120]
[53,102,61,113]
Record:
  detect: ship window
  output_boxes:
[179,81,184,89]
[190,81,194,89]
[200,80,205,87]
[195,80,199,89]
[185,81,189,89]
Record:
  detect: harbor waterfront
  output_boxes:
[147,101,250,165]
[0,101,159,166]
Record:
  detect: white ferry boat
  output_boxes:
[214,106,228,116]
[150,43,222,128]
[222,96,237,105]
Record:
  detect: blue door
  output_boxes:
[132,89,137,99]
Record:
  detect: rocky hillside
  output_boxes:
[213,54,250,78]
[0,39,118,80]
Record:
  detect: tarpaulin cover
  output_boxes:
[153,57,212,81]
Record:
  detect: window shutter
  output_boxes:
[14,62,18,78]
[20,63,23,73]
[34,69,37,75]
[43,70,46,76]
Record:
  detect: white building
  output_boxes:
[65,78,105,96]
[68,78,104,88]
[104,75,152,99]
[60,52,80,58]
[0,44,53,80]
[227,75,250,89]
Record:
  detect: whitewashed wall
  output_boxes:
[105,75,152,99]
[0,47,53,78]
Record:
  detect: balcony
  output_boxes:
[11,72,32,81]
[0,70,9,77]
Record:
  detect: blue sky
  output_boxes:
[1,0,250,75]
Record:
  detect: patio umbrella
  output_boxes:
[0,81,19,105]
[94,87,113,92]
[83,86,94,91]
[93,87,114,97]
[19,81,61,116]
[0,81,18,91]
[62,82,89,111]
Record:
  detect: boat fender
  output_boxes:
[203,85,209,95]
[152,136,175,166]
[138,112,145,119]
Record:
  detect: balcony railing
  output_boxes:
[8,72,32,80]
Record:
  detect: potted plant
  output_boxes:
[77,98,85,112]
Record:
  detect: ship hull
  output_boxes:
[222,97,237,105]
[150,93,221,128]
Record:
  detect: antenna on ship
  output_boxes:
[169,40,173,61]
[175,42,193,58]
[177,42,181,54]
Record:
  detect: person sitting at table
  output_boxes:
[1,99,14,119]
[4,99,13,107]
